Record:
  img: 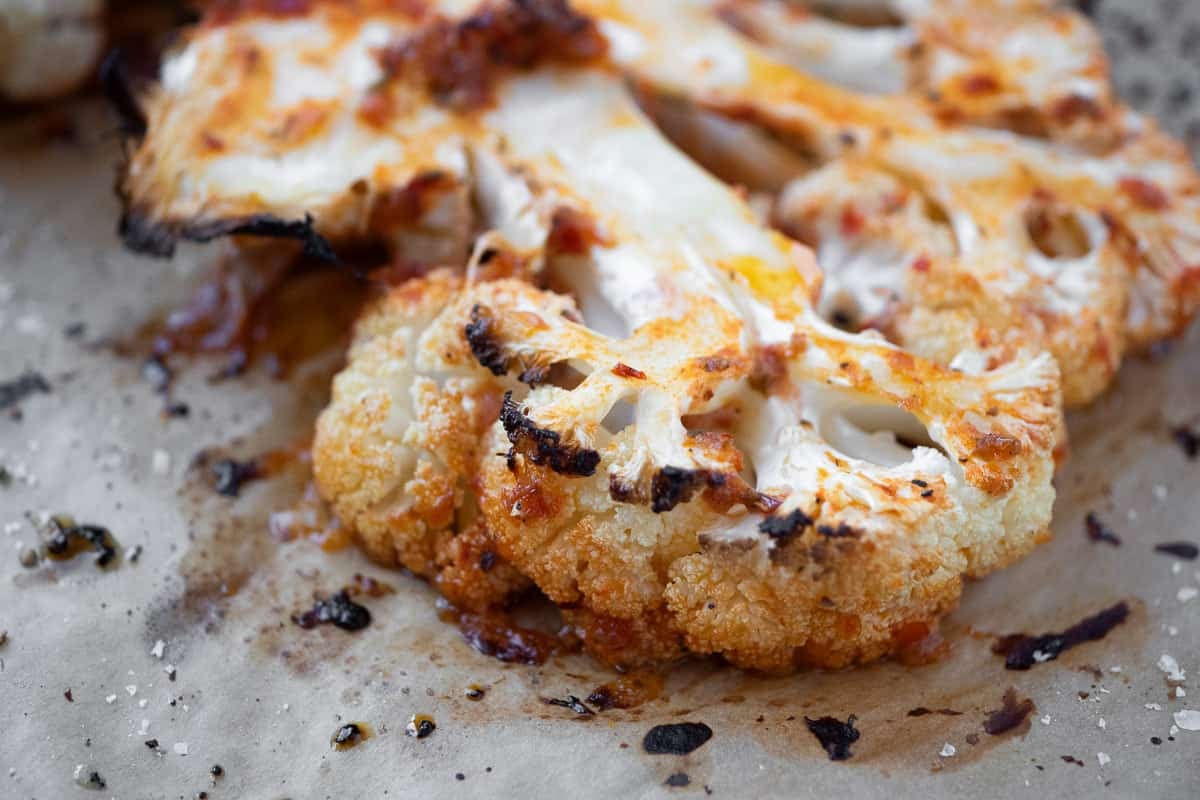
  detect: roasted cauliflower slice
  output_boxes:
[584,0,1200,406]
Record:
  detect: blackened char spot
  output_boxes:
[1172,426,1199,459]
[992,601,1129,670]
[118,210,336,263]
[1084,512,1122,547]
[643,722,713,755]
[99,49,147,138]
[983,689,1035,735]
[499,392,599,476]
[292,590,372,632]
[211,458,261,498]
[650,467,709,513]
[758,508,813,544]
[465,304,508,376]
[906,707,963,717]
[664,773,690,787]
[804,715,859,761]
[0,371,51,412]
[816,522,859,538]
[1154,541,1198,560]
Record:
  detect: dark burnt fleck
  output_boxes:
[758,509,813,544]
[211,458,261,498]
[1061,755,1085,766]
[292,590,372,632]
[516,364,550,386]
[911,479,928,488]
[144,739,159,750]
[451,607,556,665]
[1150,736,1162,745]
[465,684,487,701]
[1172,426,1199,459]
[478,550,497,572]
[0,371,50,412]
[499,392,599,477]
[920,489,934,498]
[906,707,963,717]
[816,522,858,539]
[43,516,120,568]
[455,773,466,781]
[544,695,594,716]
[1154,541,1198,560]
[165,401,190,418]
[81,770,106,790]
[983,689,1036,735]
[210,764,224,778]
[63,322,86,339]
[332,722,370,749]
[119,210,336,262]
[665,773,691,788]
[465,304,508,376]
[804,715,859,761]
[1084,512,1122,547]
[650,467,709,513]
[643,722,713,755]
[407,715,436,738]
[992,601,1129,670]
[64,688,73,702]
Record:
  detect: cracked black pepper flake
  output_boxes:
[1084,512,1121,547]
[0,371,51,412]
[804,715,859,761]
[543,695,594,716]
[292,590,371,632]
[144,739,159,749]
[1154,541,1198,560]
[407,715,436,738]
[1061,755,1084,766]
[1150,736,1162,745]
[455,773,465,781]
[1172,426,1199,459]
[64,688,73,702]
[992,601,1129,669]
[642,722,713,755]
[665,773,691,787]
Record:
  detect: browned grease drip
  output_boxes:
[128,243,368,383]
[41,516,121,569]
[268,481,354,553]
[331,721,372,750]
[586,671,665,711]
[992,600,1130,670]
[437,606,559,665]
[982,689,1036,736]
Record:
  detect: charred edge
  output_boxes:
[609,473,644,504]
[465,304,509,376]
[99,49,147,138]
[499,392,599,477]
[816,522,859,539]
[650,467,711,513]
[118,210,337,263]
[757,508,813,544]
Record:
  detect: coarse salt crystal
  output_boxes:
[939,743,956,758]
[1039,715,1052,725]
[1097,752,1111,767]
[173,742,188,756]
[151,450,171,475]
[1172,563,1183,575]
[1098,718,1106,730]
[138,699,148,708]
[1174,687,1187,699]
[150,640,165,659]
[1178,587,1198,603]
[1146,703,1163,711]
[125,685,137,696]
[1168,626,1179,637]
[1157,654,1186,683]
[1109,666,1122,673]
[1173,710,1200,731]
[1153,485,1168,501]
[105,695,116,704]
[1033,650,1053,663]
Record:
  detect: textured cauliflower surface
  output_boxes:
[125,0,1193,671]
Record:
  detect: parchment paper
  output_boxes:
[1,2,1198,796]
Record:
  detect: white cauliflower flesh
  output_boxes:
[582,0,1200,407]
[141,0,1064,671]
[0,0,104,102]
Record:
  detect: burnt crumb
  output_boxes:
[0,371,51,412]
[1084,512,1122,547]
[332,722,371,750]
[165,401,190,418]
[500,392,599,477]
[210,765,224,778]
[478,550,497,572]
[643,722,713,755]
[816,522,859,539]
[64,688,73,702]
[920,489,934,498]
[464,684,487,701]
[1150,736,1162,745]
[455,773,466,781]
[983,689,1036,735]
[292,590,372,632]
[1172,426,1199,459]
[1061,755,1085,766]
[911,479,928,488]
[407,715,436,738]
[758,508,813,544]
[1154,541,1199,560]
[42,516,120,568]
[664,773,691,788]
[907,707,963,717]
[465,304,509,376]
[99,49,147,138]
[651,467,709,513]
[992,601,1129,669]
[144,739,159,750]
[804,715,859,761]
[211,457,262,498]
[543,695,595,717]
